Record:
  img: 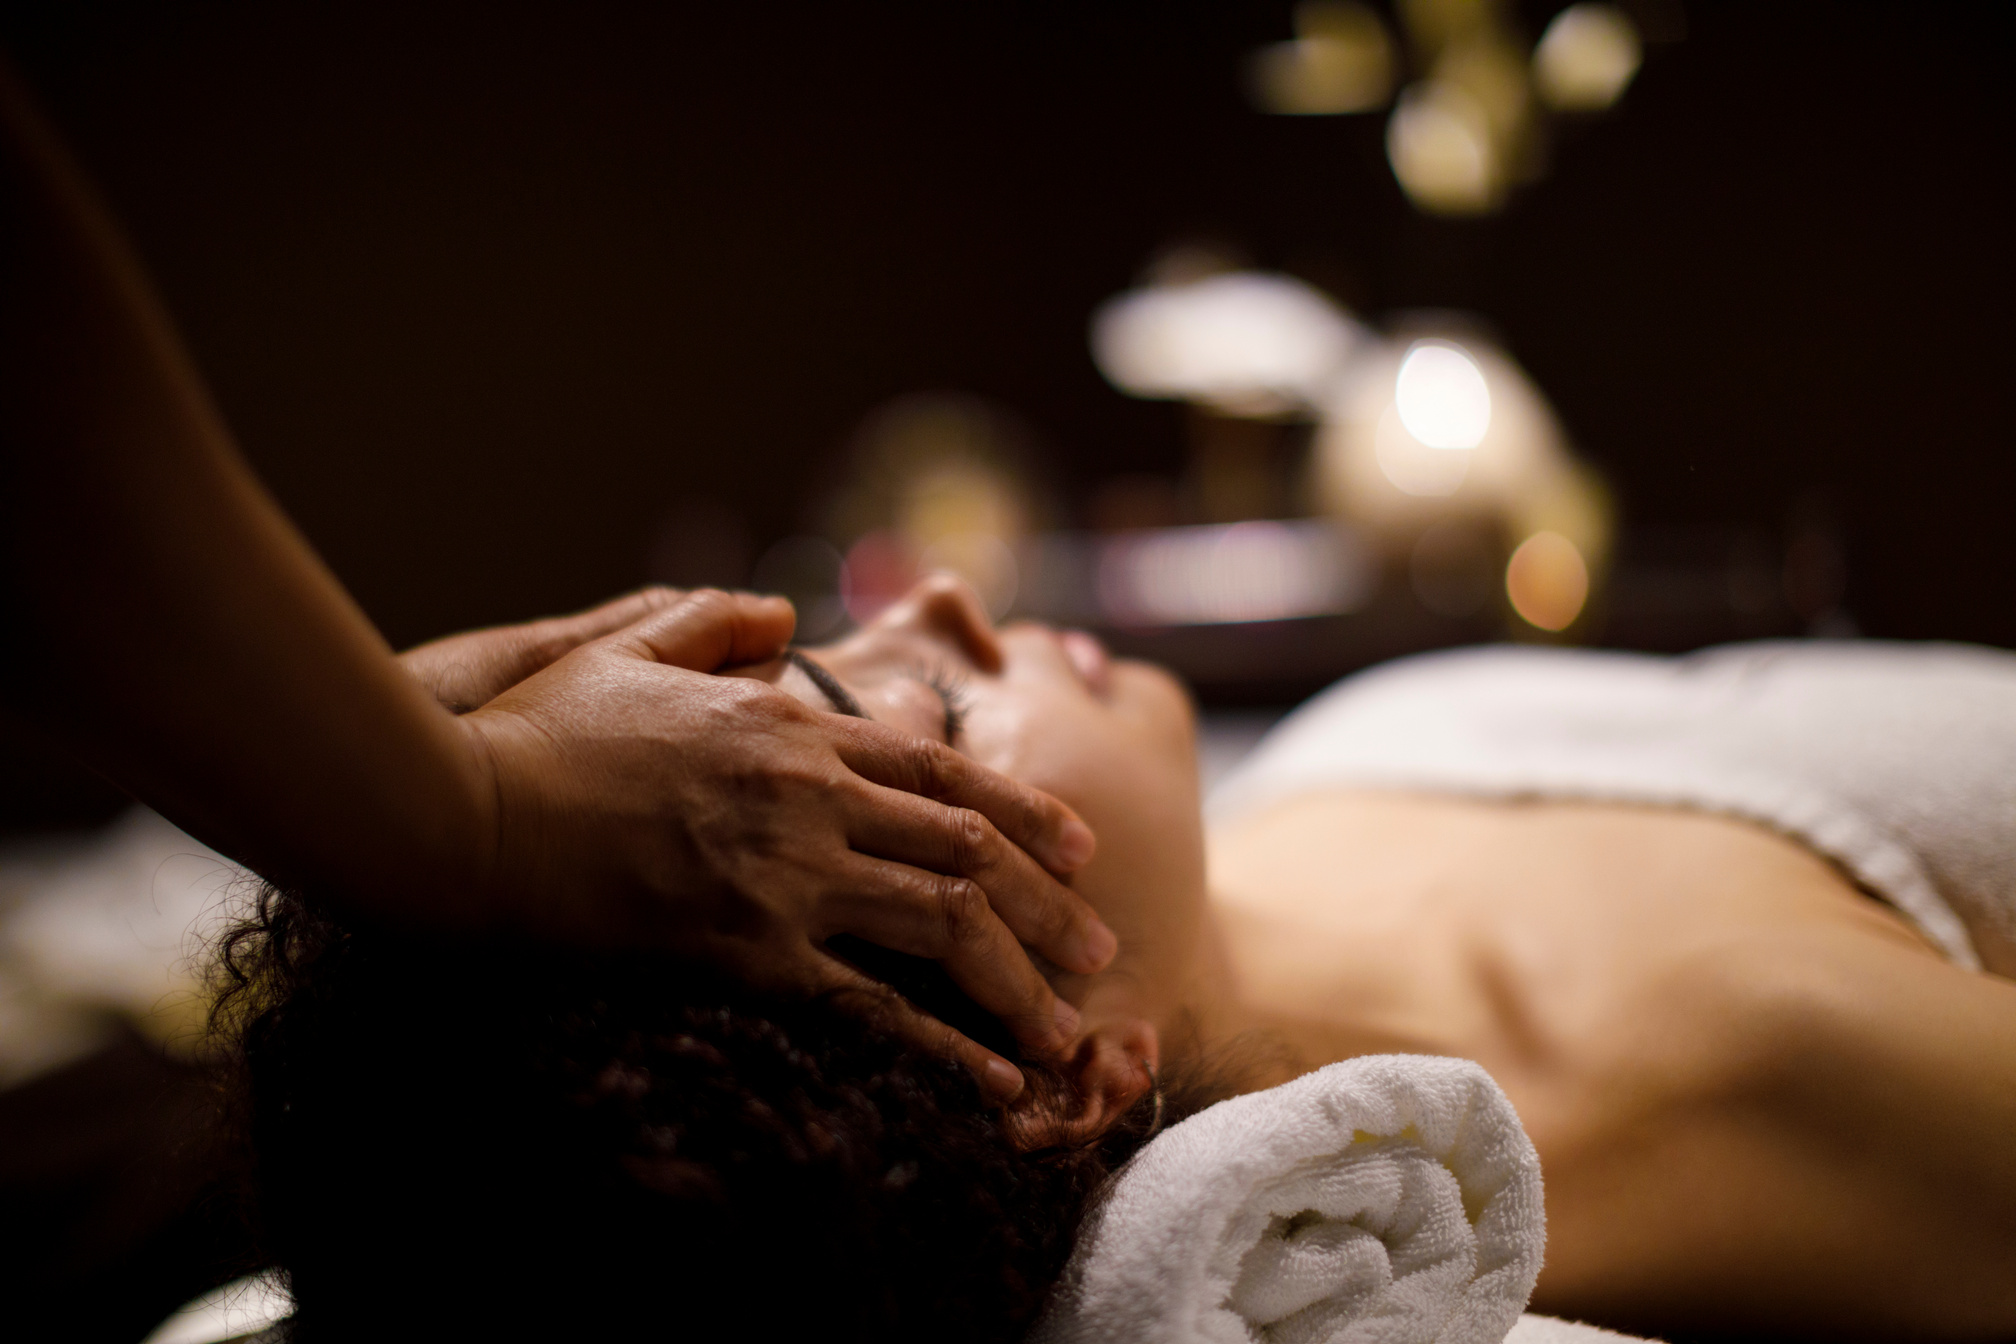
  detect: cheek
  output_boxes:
[962,680,1200,847]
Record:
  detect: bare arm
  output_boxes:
[0,59,490,915]
[0,61,1113,1092]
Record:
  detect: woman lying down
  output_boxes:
[217,575,2016,1343]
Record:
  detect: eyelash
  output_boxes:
[921,662,972,742]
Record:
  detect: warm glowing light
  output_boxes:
[1248,1,1395,115]
[1091,271,1363,417]
[840,530,918,624]
[1374,403,1472,496]
[1508,464,1611,576]
[1395,340,1491,448]
[1533,4,1642,112]
[822,393,1038,623]
[1396,0,1498,57]
[918,531,1019,619]
[1315,331,1545,518]
[1095,519,1371,627]
[1436,38,1533,159]
[1505,530,1590,631]
[1385,80,1501,215]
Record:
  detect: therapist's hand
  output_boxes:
[455,589,1110,1101]
[399,587,688,713]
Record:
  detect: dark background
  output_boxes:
[0,10,2008,1337]
[2,0,2011,828]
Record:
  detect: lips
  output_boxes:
[1060,629,1113,695]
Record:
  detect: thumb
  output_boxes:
[604,588,796,671]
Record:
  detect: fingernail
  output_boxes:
[984,1057,1025,1101]
[1075,919,1119,972]
[1054,818,1096,869]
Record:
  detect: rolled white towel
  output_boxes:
[1506,1316,1661,1343]
[1033,1055,1545,1344]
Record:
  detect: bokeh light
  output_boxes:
[1374,401,1474,497]
[1395,0,1503,58]
[1094,519,1373,627]
[1385,79,1502,215]
[1434,36,1534,164]
[919,530,1019,617]
[822,394,1040,623]
[1248,1,1396,115]
[840,530,920,625]
[1505,530,1591,631]
[1395,340,1492,449]
[1091,270,1365,418]
[1316,326,1577,527]
[1533,4,1643,112]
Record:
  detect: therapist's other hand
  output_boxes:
[399,587,690,713]
[457,589,1111,1101]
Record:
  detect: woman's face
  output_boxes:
[739,575,1212,1043]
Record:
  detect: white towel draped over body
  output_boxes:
[1034,1055,1545,1344]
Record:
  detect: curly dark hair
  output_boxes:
[211,885,1221,1343]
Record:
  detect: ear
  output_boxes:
[1006,1018,1159,1150]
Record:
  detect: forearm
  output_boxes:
[0,61,489,920]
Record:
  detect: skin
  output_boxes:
[0,60,1113,1096]
[774,574,2016,1342]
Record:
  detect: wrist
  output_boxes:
[446,705,582,943]
[449,709,511,929]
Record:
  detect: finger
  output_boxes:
[833,719,1098,874]
[493,587,693,685]
[546,586,689,644]
[401,587,692,709]
[839,778,1115,977]
[604,588,796,672]
[805,952,1030,1103]
[816,851,1080,1060]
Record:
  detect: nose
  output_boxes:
[878,573,1005,673]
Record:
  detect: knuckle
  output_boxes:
[924,1020,969,1062]
[944,806,996,870]
[717,675,802,723]
[935,877,990,947]
[904,737,954,794]
[638,584,683,607]
[1035,886,1079,941]
[669,587,738,630]
[525,619,577,663]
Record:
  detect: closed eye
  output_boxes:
[918,661,971,743]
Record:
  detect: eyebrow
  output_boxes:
[785,648,963,743]
[785,649,868,720]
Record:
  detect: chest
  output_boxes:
[1205,792,1924,1086]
